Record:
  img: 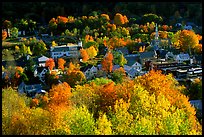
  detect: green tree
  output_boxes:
[141,13,163,24]
[10,27,18,38]
[113,51,127,67]
[20,44,28,56]
[32,40,47,56]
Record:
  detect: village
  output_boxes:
[2,23,202,97]
[2,2,202,135]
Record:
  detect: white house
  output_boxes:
[18,82,46,98]
[82,65,98,80]
[174,53,190,63]
[165,52,174,60]
[124,61,142,72]
[38,55,49,67]
[124,61,142,79]
[50,41,82,59]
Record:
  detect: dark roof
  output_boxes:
[116,47,129,55]
[139,51,155,59]
[159,49,168,59]
[80,64,94,72]
[125,54,141,66]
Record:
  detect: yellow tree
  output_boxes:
[135,70,200,132]
[172,30,201,54]
[86,46,97,59]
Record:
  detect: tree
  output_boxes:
[66,70,86,88]
[2,30,7,40]
[134,70,200,132]
[3,20,12,37]
[10,27,18,38]
[101,52,113,73]
[27,46,32,55]
[114,13,128,26]
[17,18,28,32]
[45,58,55,71]
[100,14,110,22]
[141,13,163,24]
[172,30,202,55]
[51,41,58,47]
[48,18,58,35]
[20,44,28,56]
[32,40,47,56]
[64,62,85,87]
[80,48,89,62]
[86,46,97,59]
[111,67,126,84]
[3,20,12,29]
[113,51,127,67]
[58,58,66,70]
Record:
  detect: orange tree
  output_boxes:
[2,30,7,40]
[58,58,66,71]
[114,13,129,26]
[134,70,201,132]
[101,51,114,73]
[172,30,202,54]
[45,58,55,71]
[63,62,86,88]
[80,48,89,62]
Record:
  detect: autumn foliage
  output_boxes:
[58,58,66,70]
[134,70,201,132]
[114,13,129,26]
[15,66,24,78]
[101,52,113,73]
[172,30,202,54]
[2,30,7,40]
[80,48,89,62]
[45,58,55,71]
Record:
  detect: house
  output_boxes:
[18,81,46,98]
[123,54,143,78]
[158,49,168,59]
[37,55,49,67]
[50,41,82,59]
[127,68,139,79]
[174,53,190,63]
[124,61,142,72]
[139,51,156,65]
[34,66,49,84]
[165,52,174,60]
[81,64,98,80]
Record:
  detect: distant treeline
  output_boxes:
[2,2,202,26]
